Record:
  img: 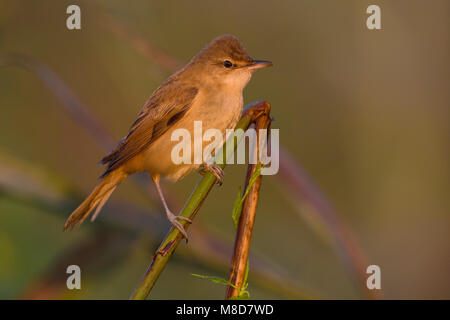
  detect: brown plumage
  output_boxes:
[100,82,198,177]
[64,34,272,238]
[63,169,126,229]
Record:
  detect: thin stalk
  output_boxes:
[130,102,271,300]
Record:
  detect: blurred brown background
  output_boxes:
[0,0,449,299]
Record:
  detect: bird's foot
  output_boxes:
[166,210,192,240]
[199,163,224,185]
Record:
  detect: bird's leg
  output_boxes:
[151,174,191,240]
[199,163,224,185]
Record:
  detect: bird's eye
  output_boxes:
[223,60,233,68]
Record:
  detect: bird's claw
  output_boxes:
[200,163,224,185]
[167,212,191,240]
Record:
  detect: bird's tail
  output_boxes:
[64,169,127,230]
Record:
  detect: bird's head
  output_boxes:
[188,35,272,89]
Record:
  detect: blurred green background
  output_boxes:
[0,0,449,299]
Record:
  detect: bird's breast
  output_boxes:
[139,88,244,181]
[194,87,244,130]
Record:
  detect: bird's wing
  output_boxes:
[100,78,198,176]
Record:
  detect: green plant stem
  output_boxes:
[130,101,271,300]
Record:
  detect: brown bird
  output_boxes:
[64,34,272,238]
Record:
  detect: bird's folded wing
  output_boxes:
[100,78,198,176]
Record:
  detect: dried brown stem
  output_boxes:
[225,104,271,299]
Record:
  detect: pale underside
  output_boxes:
[125,86,244,181]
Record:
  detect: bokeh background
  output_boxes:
[0,0,449,299]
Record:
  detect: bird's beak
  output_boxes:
[244,59,273,70]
